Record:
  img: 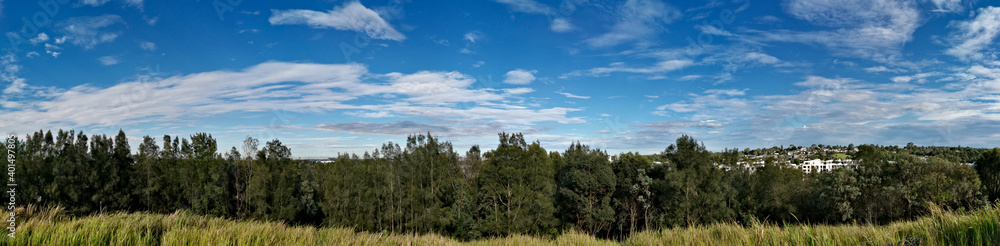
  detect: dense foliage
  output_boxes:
[5,203,1000,245]
[3,129,994,240]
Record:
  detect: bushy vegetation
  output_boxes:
[3,203,998,245]
[3,129,998,242]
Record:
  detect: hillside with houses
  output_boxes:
[645,143,986,173]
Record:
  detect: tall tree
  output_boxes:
[477,132,557,236]
[750,159,804,222]
[108,130,134,211]
[977,148,1000,203]
[610,152,653,236]
[656,135,733,227]
[134,135,160,211]
[188,133,229,216]
[555,142,616,235]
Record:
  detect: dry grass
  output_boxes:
[2,204,997,245]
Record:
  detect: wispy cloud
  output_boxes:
[97,56,119,66]
[929,0,964,13]
[345,111,394,118]
[945,6,1000,61]
[561,59,693,78]
[57,15,125,49]
[650,71,1000,148]
[890,72,937,83]
[492,0,553,14]
[1,54,28,96]
[29,33,49,44]
[140,41,156,51]
[864,66,906,73]
[752,0,920,62]
[0,61,583,134]
[269,1,406,41]
[80,0,110,6]
[551,18,574,32]
[44,44,61,58]
[504,69,537,84]
[464,31,483,43]
[584,0,681,48]
[557,91,590,99]
[79,0,142,9]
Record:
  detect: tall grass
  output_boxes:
[3,204,997,245]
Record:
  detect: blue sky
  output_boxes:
[2,0,999,158]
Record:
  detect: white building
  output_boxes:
[797,159,853,174]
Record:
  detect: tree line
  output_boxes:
[4,130,999,240]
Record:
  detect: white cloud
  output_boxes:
[551,18,575,32]
[584,0,681,48]
[464,31,482,43]
[269,1,406,41]
[929,0,963,13]
[0,61,585,134]
[696,24,734,37]
[25,52,40,58]
[679,75,702,81]
[755,0,920,61]
[80,0,110,6]
[97,56,119,66]
[503,87,534,94]
[1,54,27,96]
[634,120,729,137]
[492,1,581,35]
[29,33,49,44]
[743,52,780,64]
[312,120,554,140]
[945,6,1000,61]
[703,49,787,73]
[649,72,1000,148]
[890,72,936,83]
[344,111,393,118]
[504,69,537,84]
[78,0,141,9]
[492,0,553,14]
[124,0,143,10]
[557,91,590,99]
[703,89,747,96]
[44,43,62,58]
[561,59,694,78]
[57,15,124,49]
[382,71,506,105]
[2,78,26,95]
[316,121,451,135]
[140,41,156,51]
[864,66,905,73]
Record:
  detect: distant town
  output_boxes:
[306,143,988,174]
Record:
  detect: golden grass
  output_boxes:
[2,204,997,245]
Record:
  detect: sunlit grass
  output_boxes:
[3,203,997,245]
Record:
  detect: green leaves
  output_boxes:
[976,148,1000,203]
[8,129,998,241]
[555,142,616,235]
[477,132,557,237]
[658,135,733,227]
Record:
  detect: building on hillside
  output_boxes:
[797,159,854,174]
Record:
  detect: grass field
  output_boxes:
[2,204,998,245]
